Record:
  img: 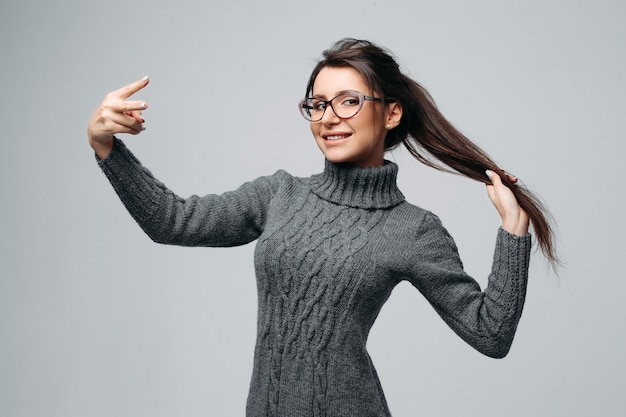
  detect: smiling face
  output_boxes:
[309,66,401,167]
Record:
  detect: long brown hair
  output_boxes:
[306,38,559,268]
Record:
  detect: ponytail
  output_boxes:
[397,77,559,268]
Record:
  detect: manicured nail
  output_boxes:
[141,125,146,131]
[485,170,493,180]
[140,103,147,109]
[142,75,149,82]
[140,118,145,123]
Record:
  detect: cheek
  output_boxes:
[360,109,384,133]
[361,117,385,143]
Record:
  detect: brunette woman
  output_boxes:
[88,39,557,417]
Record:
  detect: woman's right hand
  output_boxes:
[87,76,150,159]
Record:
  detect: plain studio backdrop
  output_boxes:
[1,0,624,416]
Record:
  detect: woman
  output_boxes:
[88,39,557,416]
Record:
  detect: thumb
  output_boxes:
[485,169,505,205]
[486,169,503,186]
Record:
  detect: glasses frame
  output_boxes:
[298,92,391,122]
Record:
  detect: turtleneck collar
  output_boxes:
[309,159,405,209]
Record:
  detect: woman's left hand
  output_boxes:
[485,170,529,236]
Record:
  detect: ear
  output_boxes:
[385,102,403,129]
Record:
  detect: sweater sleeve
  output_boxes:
[97,138,280,247]
[406,212,531,358]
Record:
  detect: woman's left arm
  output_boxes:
[406,211,531,359]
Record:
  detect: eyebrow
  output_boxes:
[310,90,362,99]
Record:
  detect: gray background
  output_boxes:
[1,0,624,416]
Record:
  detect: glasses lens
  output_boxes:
[332,94,363,119]
[299,98,317,121]
[299,94,364,121]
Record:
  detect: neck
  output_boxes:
[309,159,405,209]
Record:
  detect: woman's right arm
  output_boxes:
[87,77,149,159]
[88,78,278,247]
[97,139,279,247]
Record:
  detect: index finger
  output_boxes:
[111,75,150,99]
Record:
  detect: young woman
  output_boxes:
[88,39,557,417]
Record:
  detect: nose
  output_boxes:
[320,103,341,125]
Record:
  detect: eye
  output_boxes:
[311,100,326,111]
[340,96,361,106]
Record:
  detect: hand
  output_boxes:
[87,76,150,158]
[485,170,529,236]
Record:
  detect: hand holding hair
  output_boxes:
[485,170,529,236]
[87,76,150,159]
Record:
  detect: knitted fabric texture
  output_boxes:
[98,139,531,417]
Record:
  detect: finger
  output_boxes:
[118,100,148,113]
[504,171,519,184]
[108,112,145,134]
[110,75,150,100]
[485,170,502,203]
[485,170,503,186]
[125,110,145,124]
[95,119,143,138]
[113,121,144,135]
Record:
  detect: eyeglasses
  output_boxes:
[298,92,388,122]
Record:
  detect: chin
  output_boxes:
[322,151,353,165]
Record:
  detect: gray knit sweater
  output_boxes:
[98,139,531,417]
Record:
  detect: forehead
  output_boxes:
[312,67,370,97]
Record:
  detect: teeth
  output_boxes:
[326,135,348,140]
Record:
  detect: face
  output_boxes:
[309,67,401,167]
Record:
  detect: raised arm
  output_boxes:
[406,175,531,357]
[96,139,280,247]
[88,77,280,247]
[406,212,531,358]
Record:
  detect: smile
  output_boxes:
[323,133,352,141]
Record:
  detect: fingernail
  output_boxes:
[141,118,145,123]
[142,75,149,82]
[140,103,147,109]
[485,170,493,179]
[141,125,146,131]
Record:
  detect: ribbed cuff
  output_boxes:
[97,138,164,225]
[493,227,532,278]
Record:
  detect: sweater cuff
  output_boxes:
[493,227,531,278]
[96,138,165,225]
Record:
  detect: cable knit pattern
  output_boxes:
[97,139,531,417]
